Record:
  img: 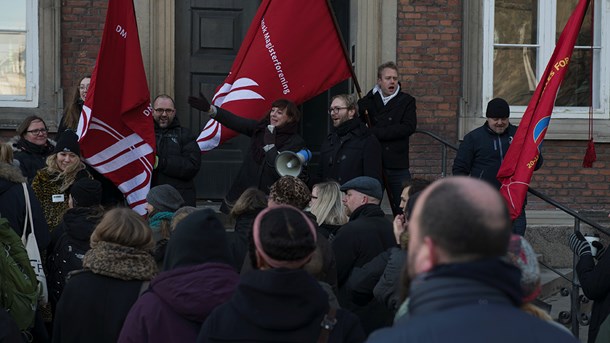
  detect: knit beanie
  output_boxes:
[163,208,233,271]
[486,98,510,118]
[54,130,81,155]
[146,184,184,212]
[504,234,541,303]
[269,176,311,210]
[70,178,102,207]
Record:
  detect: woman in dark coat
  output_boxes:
[198,205,365,343]
[10,115,55,182]
[52,208,157,343]
[119,209,239,343]
[189,96,308,213]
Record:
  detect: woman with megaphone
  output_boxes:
[189,95,309,214]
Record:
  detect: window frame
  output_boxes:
[481,0,609,120]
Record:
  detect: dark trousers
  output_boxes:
[384,168,411,215]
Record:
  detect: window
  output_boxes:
[0,0,38,107]
[483,0,608,119]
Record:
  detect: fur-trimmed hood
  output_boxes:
[0,162,26,184]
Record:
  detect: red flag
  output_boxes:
[77,0,155,215]
[198,0,352,151]
[497,0,590,219]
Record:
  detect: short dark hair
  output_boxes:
[377,61,399,79]
[269,98,301,123]
[230,188,267,218]
[248,206,316,268]
[403,178,432,197]
[417,181,511,260]
[17,116,47,137]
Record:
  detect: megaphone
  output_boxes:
[275,149,312,177]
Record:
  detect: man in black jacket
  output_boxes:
[152,95,201,206]
[317,94,382,185]
[452,98,542,235]
[358,62,417,215]
[367,177,578,343]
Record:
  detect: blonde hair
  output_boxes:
[91,207,154,251]
[310,181,348,226]
[521,303,553,322]
[45,153,86,192]
[0,143,13,163]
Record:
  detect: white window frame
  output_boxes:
[482,0,609,120]
[0,0,38,107]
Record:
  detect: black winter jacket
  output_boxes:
[153,117,201,206]
[10,136,55,183]
[358,87,417,169]
[576,252,610,343]
[453,122,543,189]
[198,268,365,343]
[317,118,382,185]
[0,162,50,251]
[214,108,307,206]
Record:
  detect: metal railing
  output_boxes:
[414,129,609,337]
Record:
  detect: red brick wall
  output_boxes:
[61,0,106,107]
[397,0,609,212]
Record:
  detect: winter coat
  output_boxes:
[214,108,308,207]
[358,87,417,169]
[47,207,100,308]
[52,242,157,343]
[576,251,610,343]
[332,203,395,334]
[153,117,202,206]
[453,122,543,189]
[31,167,91,232]
[226,211,260,271]
[317,118,382,185]
[10,136,55,183]
[0,162,50,250]
[367,259,578,343]
[119,263,239,343]
[198,268,365,343]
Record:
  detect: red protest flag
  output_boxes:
[197,0,352,151]
[77,0,155,215]
[497,0,590,219]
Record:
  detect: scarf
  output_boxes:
[373,83,401,105]
[334,118,362,137]
[15,137,54,156]
[250,118,299,164]
[82,241,157,281]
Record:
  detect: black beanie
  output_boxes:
[54,130,81,155]
[163,208,233,271]
[70,178,102,207]
[146,184,184,212]
[486,98,510,118]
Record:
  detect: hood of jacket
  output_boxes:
[0,162,26,191]
[150,262,239,322]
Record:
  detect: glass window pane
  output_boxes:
[556,0,592,45]
[0,1,26,31]
[0,33,26,96]
[493,47,537,105]
[555,48,592,106]
[494,0,538,45]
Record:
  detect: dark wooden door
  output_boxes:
[176,0,350,201]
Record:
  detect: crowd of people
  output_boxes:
[0,61,596,343]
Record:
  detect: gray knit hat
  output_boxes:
[146,184,184,212]
[504,234,541,303]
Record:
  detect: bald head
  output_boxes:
[409,177,511,263]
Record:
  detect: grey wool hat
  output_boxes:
[146,184,184,212]
[340,176,383,200]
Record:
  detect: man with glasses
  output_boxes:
[152,94,201,206]
[358,61,417,216]
[11,115,55,182]
[316,94,381,185]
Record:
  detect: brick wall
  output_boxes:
[397,0,609,213]
[61,0,106,107]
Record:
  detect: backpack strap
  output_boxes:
[317,307,337,343]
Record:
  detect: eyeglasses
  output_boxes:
[154,108,175,115]
[328,107,348,114]
[27,128,48,135]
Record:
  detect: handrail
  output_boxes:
[414,128,610,336]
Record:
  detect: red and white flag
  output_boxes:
[77,0,155,215]
[198,0,352,151]
[497,0,590,219]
